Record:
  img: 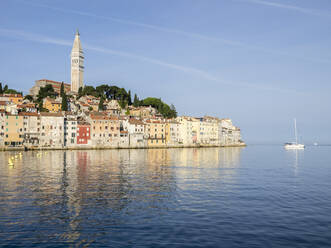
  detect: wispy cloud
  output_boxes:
[0,27,304,94]
[236,0,331,17]
[15,0,331,65]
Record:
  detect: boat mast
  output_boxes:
[294,118,298,145]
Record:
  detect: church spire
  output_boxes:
[71,30,84,93]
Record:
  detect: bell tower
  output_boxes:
[71,29,84,93]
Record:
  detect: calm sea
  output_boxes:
[0,146,331,247]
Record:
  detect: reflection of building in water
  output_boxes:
[218,147,242,168]
[173,147,242,183]
[0,148,244,245]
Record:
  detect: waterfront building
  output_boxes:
[145,119,166,147]
[19,112,40,147]
[219,119,243,146]
[64,114,77,147]
[198,116,219,145]
[40,112,64,148]
[77,121,91,145]
[3,113,23,147]
[122,118,146,148]
[176,116,199,146]
[165,120,181,146]
[71,30,84,93]
[43,97,62,112]
[29,79,71,97]
[0,110,5,146]
[89,114,120,147]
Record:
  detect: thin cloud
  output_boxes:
[16,0,331,64]
[0,28,304,94]
[237,0,330,17]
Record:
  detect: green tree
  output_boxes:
[3,85,8,92]
[61,94,68,111]
[24,95,34,102]
[98,96,104,111]
[141,97,177,118]
[4,89,22,95]
[0,83,3,94]
[37,84,57,102]
[82,86,98,97]
[60,82,65,97]
[170,104,177,118]
[96,84,109,97]
[78,86,83,97]
[128,90,132,105]
[133,94,139,107]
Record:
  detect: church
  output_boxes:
[29,30,84,96]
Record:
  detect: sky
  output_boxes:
[0,0,330,144]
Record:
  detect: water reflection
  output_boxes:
[0,147,242,246]
[285,149,305,176]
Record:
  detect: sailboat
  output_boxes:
[284,118,305,149]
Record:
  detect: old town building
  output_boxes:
[145,119,166,147]
[40,112,64,148]
[3,113,23,147]
[20,112,40,147]
[77,121,91,145]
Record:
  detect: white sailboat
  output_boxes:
[284,118,305,149]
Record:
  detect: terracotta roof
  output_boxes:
[37,79,70,87]
[0,101,8,105]
[90,115,119,120]
[145,119,164,124]
[129,118,144,125]
[19,112,39,116]
[40,112,64,117]
[0,94,22,97]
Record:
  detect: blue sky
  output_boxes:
[0,0,330,144]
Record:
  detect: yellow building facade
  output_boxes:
[43,98,62,112]
[145,120,166,147]
[4,114,23,146]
